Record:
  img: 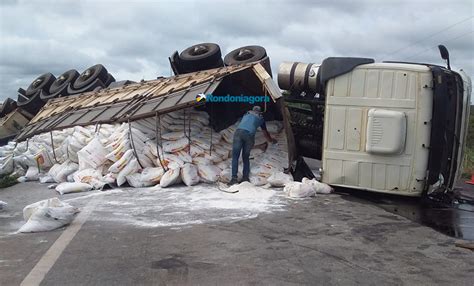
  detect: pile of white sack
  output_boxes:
[0,107,289,192]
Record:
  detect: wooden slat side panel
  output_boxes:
[17,64,256,140]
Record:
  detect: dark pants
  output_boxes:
[231,129,255,179]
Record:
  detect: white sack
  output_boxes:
[48,163,61,179]
[267,172,293,187]
[19,198,79,233]
[160,168,181,188]
[39,176,55,184]
[162,131,186,141]
[73,168,105,190]
[34,148,53,169]
[283,182,316,198]
[77,137,108,169]
[159,154,185,169]
[141,167,165,184]
[105,139,131,162]
[218,168,232,183]
[116,158,140,186]
[126,173,154,188]
[250,176,267,186]
[302,177,333,194]
[102,173,117,184]
[0,155,13,176]
[197,164,221,183]
[180,163,200,186]
[192,156,212,166]
[25,166,40,181]
[54,161,79,183]
[162,137,189,153]
[56,182,92,195]
[23,197,64,221]
[108,149,134,173]
[250,165,273,178]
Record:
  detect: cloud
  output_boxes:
[0,0,472,102]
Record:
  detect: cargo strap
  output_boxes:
[154,112,168,172]
[128,119,144,169]
[183,109,192,156]
[49,131,60,164]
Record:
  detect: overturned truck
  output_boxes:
[2,43,471,197]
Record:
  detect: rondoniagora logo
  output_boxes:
[196,93,206,102]
[196,93,270,104]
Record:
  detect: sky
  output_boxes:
[0,0,473,101]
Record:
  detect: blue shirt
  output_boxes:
[237,111,267,135]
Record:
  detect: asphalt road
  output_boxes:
[1,182,473,286]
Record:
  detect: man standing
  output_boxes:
[230,106,277,185]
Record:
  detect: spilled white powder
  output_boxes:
[64,189,124,202]
[69,183,286,228]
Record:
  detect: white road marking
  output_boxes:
[20,197,101,286]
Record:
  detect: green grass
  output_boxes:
[462,148,474,178]
[461,106,474,178]
[0,174,18,189]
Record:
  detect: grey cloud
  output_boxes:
[0,0,472,102]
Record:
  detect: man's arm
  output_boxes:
[261,121,277,144]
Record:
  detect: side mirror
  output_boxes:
[438,45,451,70]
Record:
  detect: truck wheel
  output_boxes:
[49,69,79,94]
[17,90,45,115]
[67,78,106,95]
[103,73,116,87]
[224,45,267,65]
[73,64,108,89]
[179,43,223,73]
[0,98,17,118]
[25,73,56,96]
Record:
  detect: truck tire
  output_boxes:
[224,45,267,65]
[103,73,116,87]
[17,90,45,115]
[73,64,108,90]
[67,78,106,95]
[178,43,223,73]
[0,98,17,118]
[49,69,79,94]
[41,69,80,101]
[25,73,56,96]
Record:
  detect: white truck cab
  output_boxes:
[279,48,471,197]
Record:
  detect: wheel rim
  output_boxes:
[191,45,209,56]
[58,75,67,84]
[32,78,43,88]
[81,69,93,79]
[235,48,254,61]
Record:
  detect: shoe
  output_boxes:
[228,178,238,185]
[241,177,250,182]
